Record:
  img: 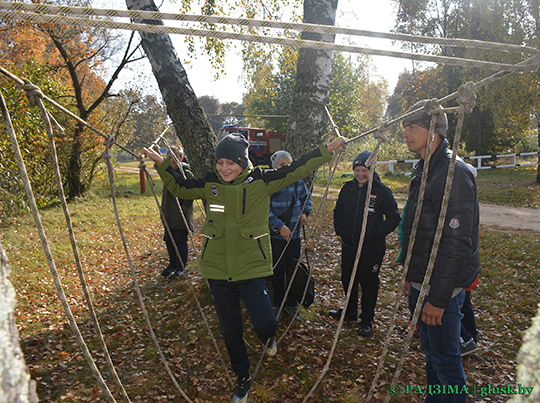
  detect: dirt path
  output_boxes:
[312,187,540,232]
[477,203,540,232]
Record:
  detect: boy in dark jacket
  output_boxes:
[160,145,194,278]
[331,151,400,336]
[144,133,345,403]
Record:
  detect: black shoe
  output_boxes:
[328,308,357,321]
[160,266,174,277]
[358,321,373,337]
[233,374,251,403]
[461,338,479,357]
[170,270,185,279]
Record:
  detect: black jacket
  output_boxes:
[402,139,481,308]
[161,163,194,231]
[334,172,400,253]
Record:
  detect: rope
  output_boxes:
[0,66,140,159]
[1,0,539,58]
[302,126,389,403]
[33,80,131,402]
[0,89,119,403]
[1,5,539,72]
[101,138,194,403]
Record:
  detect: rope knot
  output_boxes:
[101,136,115,160]
[138,159,146,171]
[377,122,390,143]
[20,79,44,106]
[457,82,476,114]
[424,98,442,115]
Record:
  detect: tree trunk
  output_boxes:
[126,0,216,177]
[537,119,540,184]
[0,243,39,403]
[68,122,84,199]
[286,0,338,160]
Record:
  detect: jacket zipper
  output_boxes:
[257,239,267,260]
[201,237,210,260]
[242,188,246,215]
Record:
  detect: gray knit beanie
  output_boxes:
[215,133,250,169]
[270,150,292,169]
[403,99,448,137]
[352,151,372,170]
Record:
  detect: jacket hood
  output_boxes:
[214,161,254,185]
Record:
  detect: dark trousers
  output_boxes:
[208,278,277,377]
[341,244,385,323]
[460,291,477,343]
[271,237,301,307]
[164,228,188,272]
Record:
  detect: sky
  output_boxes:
[106,0,415,104]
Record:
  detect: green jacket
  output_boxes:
[156,144,332,281]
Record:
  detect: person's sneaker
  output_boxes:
[461,338,479,357]
[286,305,301,322]
[262,337,277,357]
[170,270,185,279]
[160,266,174,277]
[232,374,251,403]
[358,321,373,337]
[328,308,357,322]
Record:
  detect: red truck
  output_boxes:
[217,125,286,166]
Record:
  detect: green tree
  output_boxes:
[244,50,388,140]
[0,61,70,222]
[390,0,540,157]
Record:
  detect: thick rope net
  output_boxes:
[2,3,539,401]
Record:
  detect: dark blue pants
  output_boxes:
[164,228,188,273]
[460,291,477,343]
[271,237,300,307]
[411,287,467,403]
[341,244,385,323]
[208,278,277,377]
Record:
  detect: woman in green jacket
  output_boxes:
[143,133,344,403]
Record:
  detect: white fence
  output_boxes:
[376,151,539,174]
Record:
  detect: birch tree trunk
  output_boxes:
[286,0,338,158]
[0,243,38,403]
[126,0,217,177]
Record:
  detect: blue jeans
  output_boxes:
[208,278,277,377]
[410,287,467,403]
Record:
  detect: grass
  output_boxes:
[314,164,539,207]
[1,164,540,402]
